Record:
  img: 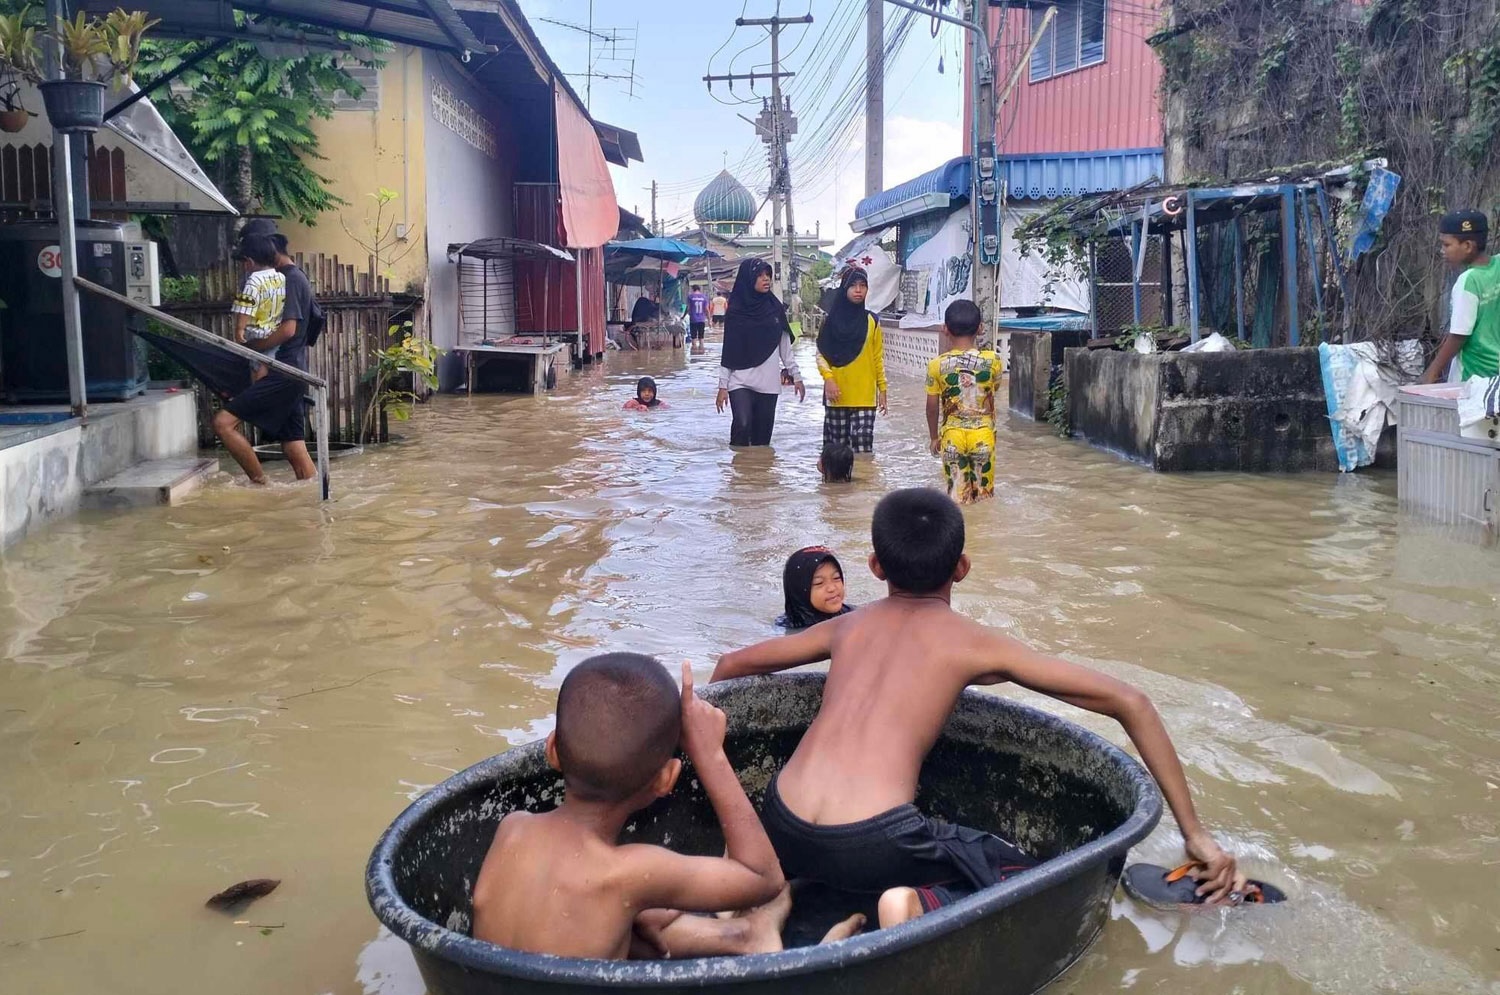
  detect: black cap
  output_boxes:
[1439,210,1488,237]
[239,218,278,239]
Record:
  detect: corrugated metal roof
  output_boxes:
[89,0,494,56]
[852,156,971,232]
[1002,148,1163,201]
[858,157,972,231]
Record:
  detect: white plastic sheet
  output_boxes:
[830,229,900,313]
[898,207,1090,329]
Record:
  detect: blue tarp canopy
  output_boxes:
[605,238,717,263]
[852,157,971,232]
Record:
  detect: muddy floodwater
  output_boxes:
[1,341,1498,995]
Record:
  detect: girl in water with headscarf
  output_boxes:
[776,546,856,630]
[622,376,667,411]
[715,259,805,446]
[817,267,887,454]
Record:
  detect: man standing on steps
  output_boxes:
[213,228,318,484]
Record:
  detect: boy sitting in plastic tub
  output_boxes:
[471,654,862,959]
[712,488,1247,927]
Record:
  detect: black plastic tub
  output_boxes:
[252,441,363,460]
[366,674,1162,995]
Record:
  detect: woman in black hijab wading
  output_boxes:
[776,546,856,629]
[817,267,888,453]
[715,259,804,446]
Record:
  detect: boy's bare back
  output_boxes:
[768,598,996,825]
[473,810,642,958]
[470,660,786,959]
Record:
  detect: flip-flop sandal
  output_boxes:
[1121,861,1287,908]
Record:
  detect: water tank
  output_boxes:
[0,221,146,403]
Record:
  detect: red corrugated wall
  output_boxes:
[966,1,1164,156]
[513,183,606,354]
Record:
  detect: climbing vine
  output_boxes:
[1153,0,1500,341]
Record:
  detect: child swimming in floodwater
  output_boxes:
[714,489,1247,928]
[776,546,856,630]
[471,653,862,960]
[819,442,854,483]
[623,376,668,410]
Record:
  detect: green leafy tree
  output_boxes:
[136,28,386,223]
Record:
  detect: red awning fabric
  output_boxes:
[553,81,618,250]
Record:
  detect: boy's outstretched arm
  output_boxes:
[972,633,1247,903]
[710,623,834,683]
[624,665,784,913]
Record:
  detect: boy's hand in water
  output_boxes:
[1185,830,1247,904]
[679,663,727,763]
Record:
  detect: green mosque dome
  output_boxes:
[693,170,756,234]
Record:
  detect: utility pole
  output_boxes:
[865,0,884,199]
[704,12,812,305]
[882,0,1049,347]
[782,95,802,318]
[968,0,999,348]
[646,180,657,235]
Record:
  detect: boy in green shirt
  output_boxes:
[1420,210,1500,383]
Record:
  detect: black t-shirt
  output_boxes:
[276,263,315,372]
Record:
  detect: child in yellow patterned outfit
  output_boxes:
[925,299,1003,504]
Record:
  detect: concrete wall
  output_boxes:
[1155,349,1335,472]
[1066,347,1339,471]
[1,392,197,548]
[1009,331,1047,420]
[277,50,430,293]
[1009,329,1092,421]
[1066,348,1160,463]
[422,51,517,387]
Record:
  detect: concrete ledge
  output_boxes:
[1009,329,1092,421]
[1,391,199,547]
[83,457,219,511]
[1066,347,1339,472]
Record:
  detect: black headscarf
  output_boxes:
[721,259,792,371]
[817,268,873,368]
[776,546,856,630]
[635,376,661,408]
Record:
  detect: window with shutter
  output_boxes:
[1029,6,1054,82]
[1052,2,1079,74]
[1027,1,1108,83]
[1080,0,1106,66]
[331,65,381,111]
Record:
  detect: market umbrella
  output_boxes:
[604,237,716,263]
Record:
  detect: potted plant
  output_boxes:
[0,7,157,133]
[0,12,38,131]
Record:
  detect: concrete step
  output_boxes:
[82,457,219,511]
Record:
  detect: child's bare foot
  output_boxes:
[877,887,924,929]
[729,884,793,953]
[819,912,866,943]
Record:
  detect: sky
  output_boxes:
[525,0,967,251]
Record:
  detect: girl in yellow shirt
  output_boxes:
[817,268,888,453]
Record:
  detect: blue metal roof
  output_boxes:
[851,148,1166,231]
[1002,148,1163,201]
[852,156,971,232]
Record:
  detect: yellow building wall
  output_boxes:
[277,47,429,293]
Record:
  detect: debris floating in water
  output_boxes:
[206,878,280,910]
